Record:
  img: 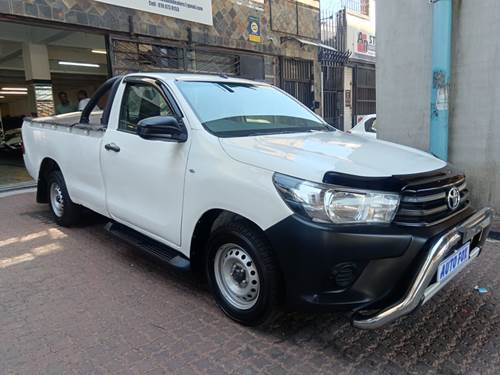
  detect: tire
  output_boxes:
[47,170,82,227]
[206,220,281,326]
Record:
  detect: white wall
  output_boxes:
[448,0,500,209]
[346,0,376,63]
[377,0,500,210]
[376,0,432,151]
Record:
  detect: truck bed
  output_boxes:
[29,111,105,131]
[22,110,108,215]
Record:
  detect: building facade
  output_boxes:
[320,0,375,130]
[0,0,321,120]
[377,0,500,211]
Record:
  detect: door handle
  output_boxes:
[104,143,120,152]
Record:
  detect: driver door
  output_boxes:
[101,78,189,247]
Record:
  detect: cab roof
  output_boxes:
[125,72,268,85]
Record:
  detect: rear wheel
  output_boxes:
[47,170,81,227]
[206,220,281,326]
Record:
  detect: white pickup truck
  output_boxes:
[22,73,493,328]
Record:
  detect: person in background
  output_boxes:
[77,90,91,111]
[56,92,76,114]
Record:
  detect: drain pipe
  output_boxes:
[429,0,453,161]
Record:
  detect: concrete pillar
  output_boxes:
[22,43,55,117]
[344,66,353,130]
[429,0,452,161]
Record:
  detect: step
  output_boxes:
[105,222,190,271]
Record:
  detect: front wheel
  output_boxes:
[206,221,281,326]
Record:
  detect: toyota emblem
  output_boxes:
[447,187,461,210]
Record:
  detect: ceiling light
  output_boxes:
[2,87,28,91]
[0,91,28,95]
[91,49,107,55]
[58,61,100,68]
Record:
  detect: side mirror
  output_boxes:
[136,116,187,142]
[312,101,321,110]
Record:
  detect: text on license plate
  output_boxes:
[437,242,470,283]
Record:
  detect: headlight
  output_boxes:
[273,173,400,224]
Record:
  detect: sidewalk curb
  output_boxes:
[0,187,36,198]
[0,181,36,193]
[0,181,37,198]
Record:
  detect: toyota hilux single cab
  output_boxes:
[22,73,493,328]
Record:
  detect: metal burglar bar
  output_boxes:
[280,58,313,108]
[111,38,184,75]
[188,49,240,75]
[322,65,344,129]
[320,9,350,129]
[353,65,376,122]
[110,37,241,76]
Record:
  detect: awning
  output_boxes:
[280,36,338,51]
[281,36,351,66]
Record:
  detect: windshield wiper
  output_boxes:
[216,83,234,93]
[241,127,328,137]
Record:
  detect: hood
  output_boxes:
[220,131,446,183]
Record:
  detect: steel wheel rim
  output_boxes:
[214,243,260,310]
[50,182,64,217]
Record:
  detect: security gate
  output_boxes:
[353,65,376,123]
[322,65,344,129]
[319,9,351,129]
[280,58,314,107]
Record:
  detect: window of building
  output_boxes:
[342,0,369,16]
[112,39,184,75]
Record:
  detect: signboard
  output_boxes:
[345,89,351,107]
[34,84,54,102]
[96,0,213,26]
[247,16,261,43]
[236,0,264,12]
[345,11,376,62]
[355,31,376,57]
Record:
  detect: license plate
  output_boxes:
[437,242,470,283]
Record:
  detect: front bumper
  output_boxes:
[264,207,494,328]
[352,207,493,329]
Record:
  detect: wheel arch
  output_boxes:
[189,209,279,276]
[36,158,61,203]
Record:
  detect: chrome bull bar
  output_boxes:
[352,207,494,330]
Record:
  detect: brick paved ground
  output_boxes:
[0,192,499,375]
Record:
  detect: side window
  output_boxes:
[118,83,173,133]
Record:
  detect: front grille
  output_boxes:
[394,174,470,227]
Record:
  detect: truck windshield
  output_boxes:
[176,81,332,137]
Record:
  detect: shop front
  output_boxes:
[0,19,109,189]
[0,0,321,190]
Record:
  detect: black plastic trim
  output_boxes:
[100,77,123,126]
[105,222,190,270]
[80,75,123,125]
[263,205,475,311]
[322,165,460,192]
